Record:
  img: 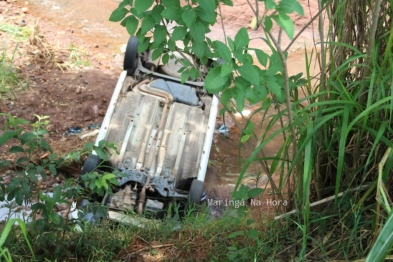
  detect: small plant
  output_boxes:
[0,114,119,259]
[0,44,26,100]
[64,43,91,69]
[0,218,35,262]
[0,22,32,42]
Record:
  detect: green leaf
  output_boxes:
[31,203,46,211]
[102,173,116,180]
[220,63,233,77]
[95,205,108,218]
[167,38,176,51]
[153,25,167,46]
[152,46,164,60]
[118,0,132,9]
[180,70,190,83]
[266,77,285,102]
[161,53,169,65]
[84,142,94,151]
[138,36,151,53]
[264,16,273,31]
[15,189,23,205]
[277,0,304,15]
[35,127,48,137]
[220,0,233,6]
[190,22,205,41]
[0,160,10,167]
[162,53,169,64]
[241,134,250,143]
[366,211,393,262]
[141,14,155,33]
[246,219,255,225]
[234,85,245,111]
[196,7,216,24]
[125,16,139,36]
[255,49,268,67]
[49,164,57,175]
[272,13,294,39]
[215,41,232,63]
[247,187,263,198]
[220,88,233,106]
[204,66,231,94]
[134,0,154,15]
[14,118,29,126]
[196,0,217,24]
[189,67,200,80]
[247,229,259,239]
[227,37,235,51]
[9,146,24,153]
[16,157,28,165]
[49,212,62,225]
[109,7,129,22]
[53,186,62,202]
[268,51,283,74]
[244,122,255,135]
[162,0,180,7]
[151,4,165,23]
[172,26,188,41]
[0,131,16,145]
[237,64,260,85]
[234,27,249,51]
[245,87,261,104]
[228,230,245,238]
[20,133,35,145]
[192,40,205,58]
[95,179,102,189]
[121,15,130,26]
[94,147,108,161]
[182,7,196,28]
[161,6,182,20]
[21,182,30,198]
[197,0,216,12]
[102,179,109,190]
[265,0,276,9]
[39,139,52,152]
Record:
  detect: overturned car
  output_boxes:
[80,36,218,220]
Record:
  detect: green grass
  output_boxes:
[219,0,393,260]
[0,45,26,100]
[59,43,91,70]
[0,22,32,42]
[2,205,271,261]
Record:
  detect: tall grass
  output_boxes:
[230,0,393,260]
[0,45,26,100]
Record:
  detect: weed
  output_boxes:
[0,22,32,42]
[0,219,34,261]
[0,114,119,259]
[66,43,91,68]
[0,44,26,100]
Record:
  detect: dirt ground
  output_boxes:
[0,0,122,161]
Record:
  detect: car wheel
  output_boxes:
[81,154,102,175]
[123,36,139,75]
[188,179,204,205]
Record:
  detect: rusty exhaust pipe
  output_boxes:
[137,170,151,216]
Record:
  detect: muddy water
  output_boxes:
[25,0,318,210]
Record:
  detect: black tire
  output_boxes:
[81,154,102,175]
[188,179,204,205]
[123,36,139,75]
